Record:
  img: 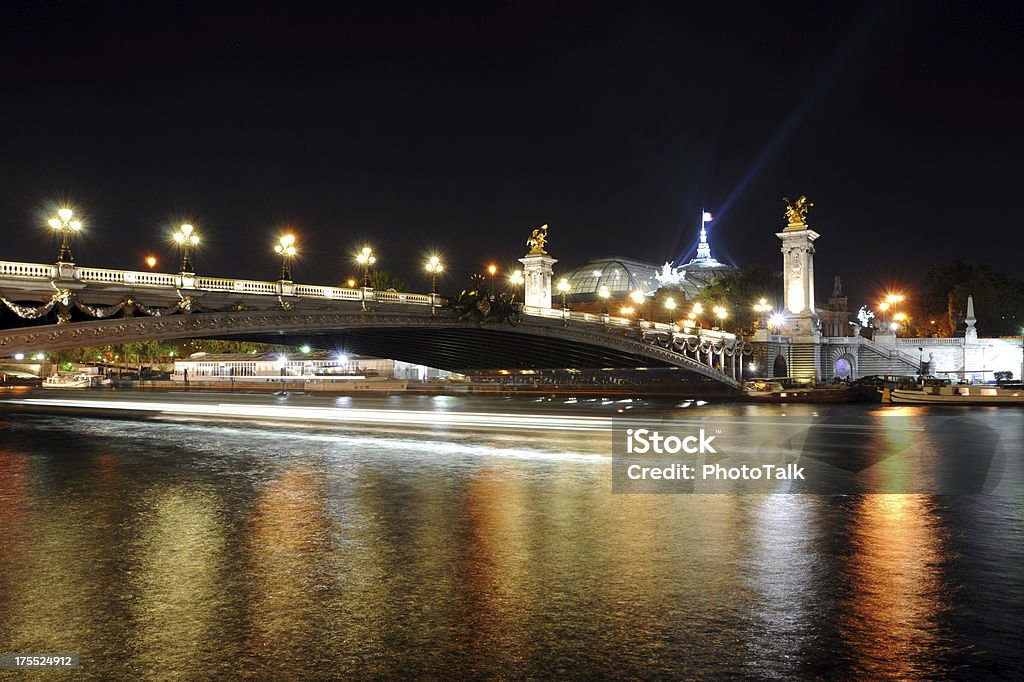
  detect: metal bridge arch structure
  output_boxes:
[0,260,748,386]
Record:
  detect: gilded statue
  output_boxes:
[526,223,549,255]
[783,195,813,227]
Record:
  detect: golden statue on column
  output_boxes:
[783,195,813,228]
[526,223,549,255]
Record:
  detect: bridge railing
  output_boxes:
[2,259,738,345]
[293,284,362,300]
[0,261,58,279]
[520,305,737,344]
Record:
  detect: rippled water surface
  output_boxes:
[1,395,1022,679]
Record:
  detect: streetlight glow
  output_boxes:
[424,255,444,294]
[356,246,376,287]
[172,223,200,273]
[48,207,82,263]
[275,234,298,280]
[597,285,610,314]
[557,277,570,311]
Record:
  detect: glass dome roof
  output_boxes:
[559,257,661,301]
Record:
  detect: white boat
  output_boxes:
[882,382,1024,405]
[303,376,409,392]
[42,372,96,389]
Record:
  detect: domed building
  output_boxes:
[652,222,735,295]
[559,256,661,303]
[557,218,735,309]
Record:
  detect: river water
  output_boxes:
[0,392,1022,679]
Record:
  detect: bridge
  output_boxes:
[0,260,748,386]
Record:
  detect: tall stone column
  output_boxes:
[776,217,820,338]
[776,196,822,380]
[519,224,557,309]
[519,253,557,309]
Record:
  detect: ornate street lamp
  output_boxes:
[488,264,497,294]
[665,297,677,324]
[172,224,200,273]
[510,270,524,299]
[357,247,376,288]
[753,297,771,328]
[425,255,444,294]
[275,234,297,281]
[630,290,645,320]
[713,305,729,329]
[598,285,611,314]
[557,278,570,309]
[48,208,82,263]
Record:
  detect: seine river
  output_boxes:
[1,392,1022,679]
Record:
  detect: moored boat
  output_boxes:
[882,381,1024,405]
[42,372,96,389]
[742,379,858,403]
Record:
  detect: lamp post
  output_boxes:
[665,297,677,324]
[509,270,524,302]
[557,278,570,311]
[48,208,82,263]
[488,264,497,295]
[598,285,611,315]
[753,297,771,329]
[879,293,903,327]
[356,247,376,311]
[893,311,907,336]
[713,305,728,329]
[357,247,376,288]
[425,255,443,315]
[172,224,199,273]
[630,290,645,321]
[425,255,443,294]
[275,234,297,281]
[691,302,703,327]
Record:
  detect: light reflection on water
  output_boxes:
[0,400,1022,679]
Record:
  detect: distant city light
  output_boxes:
[13,353,24,360]
[300,345,311,353]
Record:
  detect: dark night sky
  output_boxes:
[2,1,1022,308]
